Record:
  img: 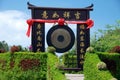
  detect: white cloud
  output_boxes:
[0,10,76,48]
[0,10,30,47]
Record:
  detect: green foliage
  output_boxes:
[47,46,56,55]
[18,45,28,52]
[84,52,114,80]
[0,52,47,80]
[62,52,77,68]
[86,47,95,53]
[98,52,120,80]
[0,52,66,80]
[110,78,118,80]
[91,20,120,52]
[0,41,9,52]
[47,53,66,80]
[97,62,107,70]
[109,46,120,53]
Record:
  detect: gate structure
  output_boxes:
[26,2,94,70]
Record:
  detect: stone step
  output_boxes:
[65,74,84,80]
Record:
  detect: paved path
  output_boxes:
[65,74,84,80]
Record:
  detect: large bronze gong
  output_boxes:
[47,25,75,53]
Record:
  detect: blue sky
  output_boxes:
[0,0,120,47]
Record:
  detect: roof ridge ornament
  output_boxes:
[27,2,36,7]
[85,4,94,8]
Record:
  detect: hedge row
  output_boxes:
[62,53,77,68]
[0,52,47,80]
[47,53,66,80]
[0,52,66,80]
[98,52,120,80]
[84,52,114,80]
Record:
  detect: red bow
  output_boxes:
[26,18,94,37]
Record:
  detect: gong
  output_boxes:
[46,25,75,53]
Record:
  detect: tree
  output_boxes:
[0,41,9,52]
[91,20,120,52]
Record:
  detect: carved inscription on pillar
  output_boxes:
[32,23,45,52]
[77,24,90,70]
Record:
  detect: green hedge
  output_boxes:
[0,52,47,80]
[62,53,77,68]
[98,52,120,80]
[0,52,66,80]
[84,52,114,80]
[47,53,66,80]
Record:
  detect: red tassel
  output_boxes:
[26,18,94,37]
[26,19,33,37]
[86,19,94,29]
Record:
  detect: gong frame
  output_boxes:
[28,2,93,71]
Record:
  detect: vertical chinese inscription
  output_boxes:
[32,23,45,52]
[77,24,89,70]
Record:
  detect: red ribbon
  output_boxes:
[26,18,94,37]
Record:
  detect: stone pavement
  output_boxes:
[65,74,84,80]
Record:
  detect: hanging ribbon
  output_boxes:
[26,18,94,37]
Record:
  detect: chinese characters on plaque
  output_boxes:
[41,10,81,20]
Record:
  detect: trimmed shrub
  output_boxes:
[47,46,56,55]
[0,49,5,53]
[110,78,118,80]
[10,45,20,53]
[98,52,120,79]
[97,62,107,70]
[109,46,120,53]
[62,52,77,68]
[0,52,65,80]
[0,52,47,80]
[86,47,95,53]
[47,53,66,80]
[84,53,114,80]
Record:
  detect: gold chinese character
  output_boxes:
[52,11,59,18]
[63,11,70,19]
[41,11,48,19]
[37,24,42,29]
[80,48,85,53]
[80,30,85,35]
[80,42,85,47]
[37,48,41,52]
[79,25,85,29]
[80,60,84,65]
[74,11,80,20]
[80,36,84,41]
[80,54,84,59]
[36,31,42,35]
[37,42,42,47]
[37,36,42,41]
